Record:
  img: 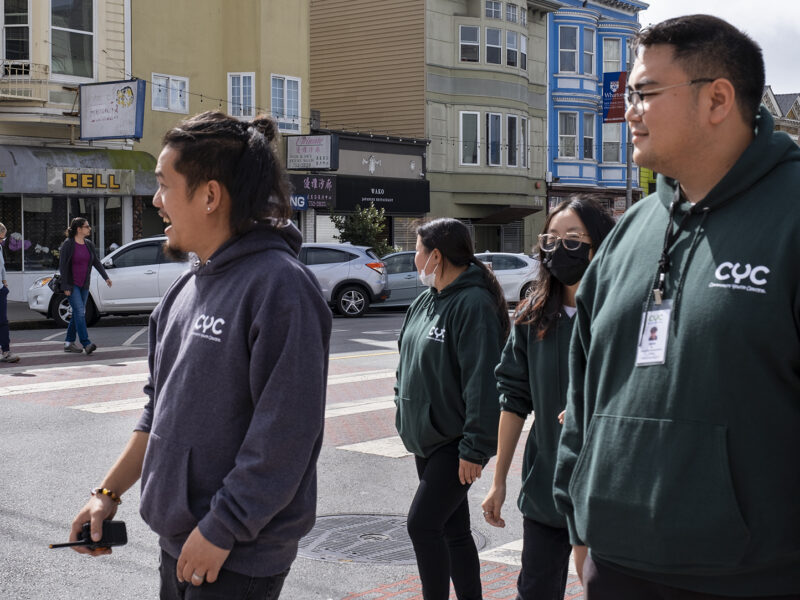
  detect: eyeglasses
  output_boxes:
[624,78,717,116]
[538,232,589,252]
[82,224,91,229]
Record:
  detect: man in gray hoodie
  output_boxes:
[69,112,332,599]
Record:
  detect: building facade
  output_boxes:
[0,0,310,300]
[762,86,799,144]
[310,0,561,254]
[547,0,646,219]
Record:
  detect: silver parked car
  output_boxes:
[475,252,541,303]
[299,243,389,317]
[27,236,189,327]
[379,251,423,308]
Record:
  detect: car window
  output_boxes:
[385,254,416,275]
[112,244,160,268]
[156,243,187,264]
[366,249,380,260]
[305,248,356,265]
[491,255,527,270]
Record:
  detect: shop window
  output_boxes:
[22,196,68,270]
[459,25,479,63]
[559,26,577,73]
[228,72,255,118]
[271,74,301,132]
[152,73,188,113]
[51,0,93,79]
[460,111,479,166]
[0,195,22,271]
[486,27,501,65]
[603,123,621,163]
[487,112,501,166]
[3,0,30,68]
[583,113,595,160]
[506,31,518,67]
[583,29,595,75]
[559,112,577,158]
[485,0,501,19]
[603,37,621,73]
[507,115,518,167]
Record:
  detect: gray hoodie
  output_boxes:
[135,222,331,577]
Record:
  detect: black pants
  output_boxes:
[407,440,482,600]
[159,550,289,600]
[516,517,572,600]
[584,554,798,600]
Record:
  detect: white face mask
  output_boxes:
[418,254,438,287]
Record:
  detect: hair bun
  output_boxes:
[250,116,278,142]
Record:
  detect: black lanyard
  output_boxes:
[652,185,689,305]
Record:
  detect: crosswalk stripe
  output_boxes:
[327,369,395,385]
[337,436,411,458]
[122,327,149,346]
[0,358,148,377]
[325,396,394,418]
[0,373,147,396]
[479,541,578,575]
[71,397,148,413]
[10,345,143,359]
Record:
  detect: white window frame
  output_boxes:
[603,37,622,73]
[583,28,595,75]
[603,122,621,163]
[151,73,189,114]
[50,0,96,82]
[2,0,31,66]
[520,6,527,26]
[485,27,502,65]
[459,25,480,63]
[583,113,595,160]
[520,116,528,168]
[559,112,577,159]
[485,0,501,19]
[460,111,480,166]
[271,73,301,132]
[487,112,502,166]
[559,26,577,73]
[507,115,518,167]
[227,72,255,119]
[506,30,518,68]
[520,35,527,71]
[506,3,517,23]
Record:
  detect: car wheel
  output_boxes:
[335,285,370,318]
[50,294,101,328]
[521,283,534,301]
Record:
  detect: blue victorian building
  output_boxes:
[547,0,647,218]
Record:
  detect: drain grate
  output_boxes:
[298,514,486,565]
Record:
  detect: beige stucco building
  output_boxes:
[310,0,561,253]
[0,0,309,299]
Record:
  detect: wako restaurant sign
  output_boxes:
[335,176,430,214]
[602,71,627,123]
[47,167,135,195]
[289,174,336,210]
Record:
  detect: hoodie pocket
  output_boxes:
[569,414,750,571]
[395,395,449,457]
[139,432,198,539]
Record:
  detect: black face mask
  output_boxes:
[543,242,591,286]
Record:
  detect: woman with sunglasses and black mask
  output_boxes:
[58,217,112,355]
[481,196,614,599]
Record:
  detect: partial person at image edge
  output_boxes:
[553,14,800,599]
[0,222,20,363]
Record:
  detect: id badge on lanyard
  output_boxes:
[635,299,672,366]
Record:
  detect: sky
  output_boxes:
[637,0,800,95]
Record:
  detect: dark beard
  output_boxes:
[161,241,189,263]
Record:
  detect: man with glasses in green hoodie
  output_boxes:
[554,14,800,599]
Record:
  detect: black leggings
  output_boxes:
[407,440,482,600]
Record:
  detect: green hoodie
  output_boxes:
[553,107,800,596]
[395,264,504,463]
[496,313,574,528]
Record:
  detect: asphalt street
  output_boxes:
[0,309,583,600]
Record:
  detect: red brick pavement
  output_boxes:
[341,562,584,599]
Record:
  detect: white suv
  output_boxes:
[299,243,389,317]
[27,237,189,327]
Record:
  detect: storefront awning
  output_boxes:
[473,205,542,224]
[0,145,157,195]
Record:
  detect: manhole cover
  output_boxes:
[298,514,486,565]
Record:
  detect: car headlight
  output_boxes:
[32,276,53,289]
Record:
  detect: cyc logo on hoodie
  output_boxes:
[192,313,226,343]
[427,326,446,343]
[709,261,769,295]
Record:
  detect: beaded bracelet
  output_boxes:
[91,487,122,505]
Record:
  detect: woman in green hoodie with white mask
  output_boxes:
[395,218,509,600]
[481,196,614,599]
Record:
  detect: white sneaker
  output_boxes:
[1,351,20,363]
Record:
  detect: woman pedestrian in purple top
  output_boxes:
[58,217,112,355]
